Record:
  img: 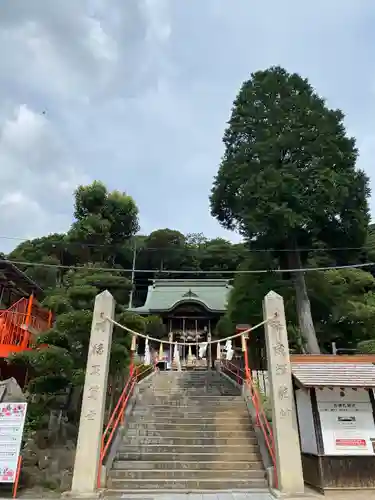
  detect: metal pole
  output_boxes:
[128,241,137,309]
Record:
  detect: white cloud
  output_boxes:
[141,0,172,43]
[0,104,87,242]
[0,0,375,253]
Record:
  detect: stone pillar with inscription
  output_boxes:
[263,291,304,494]
[71,290,115,495]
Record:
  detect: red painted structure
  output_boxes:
[0,295,52,358]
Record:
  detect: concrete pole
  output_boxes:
[263,291,304,495]
[71,290,115,495]
[128,242,137,309]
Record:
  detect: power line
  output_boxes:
[1,258,374,275]
[1,233,375,254]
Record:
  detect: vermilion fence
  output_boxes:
[222,357,277,488]
[97,364,154,488]
[0,295,52,356]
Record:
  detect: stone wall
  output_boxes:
[21,427,77,493]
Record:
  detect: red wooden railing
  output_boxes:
[222,355,278,488]
[97,364,154,488]
[0,295,52,356]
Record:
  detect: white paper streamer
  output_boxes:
[225,339,234,361]
[199,342,208,359]
[144,337,151,365]
[173,342,181,371]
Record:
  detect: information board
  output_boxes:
[0,403,27,483]
[317,388,375,456]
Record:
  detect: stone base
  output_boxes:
[270,487,321,498]
[62,490,102,499]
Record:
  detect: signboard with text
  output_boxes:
[317,388,375,456]
[0,403,27,483]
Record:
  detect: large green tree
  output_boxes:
[68,181,139,264]
[210,66,370,353]
[8,264,134,428]
[8,234,69,290]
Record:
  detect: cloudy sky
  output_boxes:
[1,0,375,253]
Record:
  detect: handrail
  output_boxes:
[0,296,52,350]
[221,349,278,488]
[245,377,277,488]
[97,363,154,488]
[221,359,245,385]
[0,297,27,316]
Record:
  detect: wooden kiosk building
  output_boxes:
[292,355,375,492]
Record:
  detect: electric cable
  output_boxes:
[1,233,375,254]
[1,258,374,275]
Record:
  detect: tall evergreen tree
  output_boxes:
[210,66,370,352]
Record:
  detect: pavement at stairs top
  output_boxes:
[106,492,273,500]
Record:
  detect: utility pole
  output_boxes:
[128,241,137,309]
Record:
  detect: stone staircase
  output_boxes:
[106,370,267,494]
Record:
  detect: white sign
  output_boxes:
[0,403,27,483]
[317,388,375,456]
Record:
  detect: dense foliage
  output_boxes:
[210,66,370,353]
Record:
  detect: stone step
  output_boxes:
[142,395,241,400]
[129,416,250,425]
[121,436,258,446]
[152,376,214,379]
[105,491,270,499]
[125,428,255,438]
[132,409,249,417]
[144,392,241,396]
[152,377,232,381]
[117,444,258,454]
[144,388,239,392]
[148,386,239,391]
[117,451,260,461]
[105,477,268,490]
[142,400,245,407]
[112,460,263,471]
[127,422,253,431]
[143,393,240,397]
[145,381,231,386]
[146,383,239,388]
[109,468,266,480]
[139,404,245,411]
[146,382,236,385]
[144,394,243,398]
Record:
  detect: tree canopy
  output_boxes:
[210,66,370,353]
[2,67,375,430]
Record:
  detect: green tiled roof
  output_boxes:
[129,279,232,314]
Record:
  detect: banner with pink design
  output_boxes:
[0,403,27,483]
